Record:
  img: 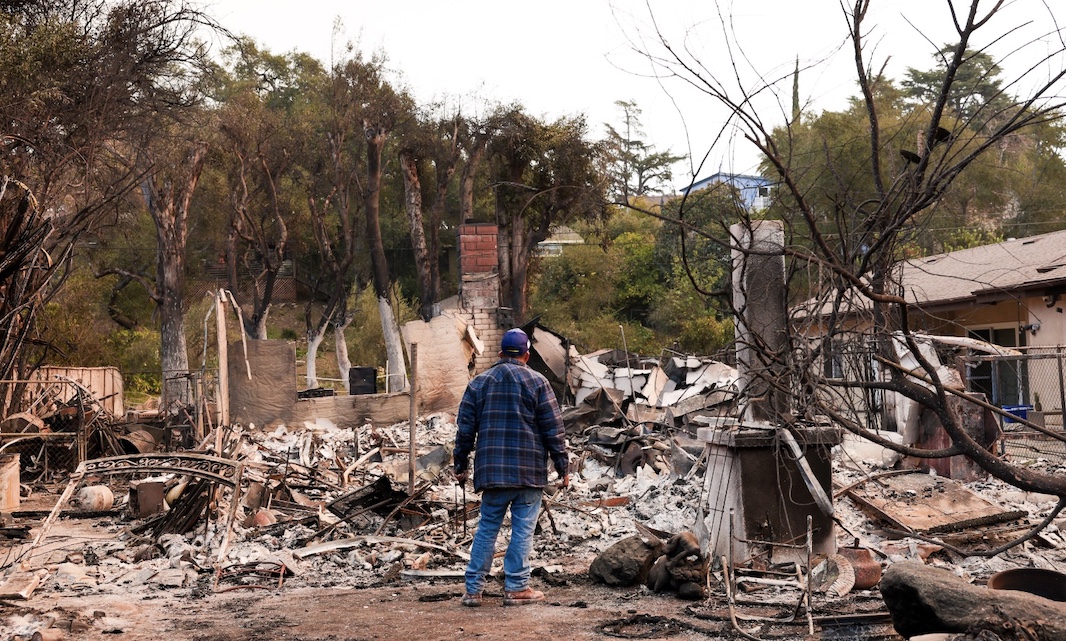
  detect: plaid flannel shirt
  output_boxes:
[454,358,568,491]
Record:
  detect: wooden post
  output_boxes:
[194,375,204,441]
[408,343,418,495]
[215,291,230,454]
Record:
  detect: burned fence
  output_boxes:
[0,377,122,479]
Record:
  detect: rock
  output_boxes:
[881,561,1066,640]
[588,535,663,587]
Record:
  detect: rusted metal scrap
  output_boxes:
[326,475,405,520]
[215,561,294,592]
[846,471,1027,534]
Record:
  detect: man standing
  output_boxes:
[454,328,569,607]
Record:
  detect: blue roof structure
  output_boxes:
[681,172,773,211]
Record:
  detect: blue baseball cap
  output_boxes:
[501,328,530,357]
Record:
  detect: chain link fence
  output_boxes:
[961,348,1066,463]
[818,337,1066,464]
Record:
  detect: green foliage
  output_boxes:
[614,231,665,319]
[676,315,734,357]
[604,100,683,199]
[37,267,163,397]
[529,215,734,355]
[344,284,418,370]
[532,244,619,326]
[37,270,115,365]
[107,328,163,397]
[902,47,1012,126]
[767,50,1066,263]
[655,188,735,295]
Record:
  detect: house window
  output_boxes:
[967,327,1029,406]
[822,337,844,379]
[757,186,771,197]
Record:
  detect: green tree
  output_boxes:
[768,54,1066,261]
[604,100,683,200]
[901,46,1012,128]
[212,41,323,339]
[490,107,609,321]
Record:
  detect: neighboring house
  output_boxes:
[896,230,1066,349]
[810,229,1066,420]
[535,225,585,257]
[681,172,773,211]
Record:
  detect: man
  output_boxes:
[453,328,569,607]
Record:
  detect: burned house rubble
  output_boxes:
[1,330,1066,641]
[3,230,1066,640]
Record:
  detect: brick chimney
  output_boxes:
[458,223,500,309]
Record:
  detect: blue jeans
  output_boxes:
[464,487,543,595]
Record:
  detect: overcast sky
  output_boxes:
[209,1,1066,190]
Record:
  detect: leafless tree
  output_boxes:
[630,0,1066,554]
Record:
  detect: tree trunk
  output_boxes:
[365,124,406,391]
[144,142,207,412]
[334,319,352,394]
[246,266,276,340]
[250,302,269,340]
[427,120,459,313]
[458,136,486,223]
[305,327,325,389]
[509,218,538,323]
[225,225,239,294]
[496,215,512,312]
[427,162,453,315]
[376,295,405,391]
[399,150,434,321]
[881,561,1066,640]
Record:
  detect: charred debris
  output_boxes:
[0,332,1065,641]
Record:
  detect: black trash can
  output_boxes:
[350,367,377,395]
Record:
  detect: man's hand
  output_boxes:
[454,469,468,485]
[557,474,569,490]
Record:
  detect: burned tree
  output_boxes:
[303,50,413,392]
[0,0,213,415]
[399,110,462,321]
[140,140,209,409]
[215,43,320,340]
[630,0,1066,554]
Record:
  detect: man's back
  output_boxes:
[454,358,566,491]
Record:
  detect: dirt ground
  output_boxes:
[2,570,901,641]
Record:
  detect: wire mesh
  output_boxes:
[961,348,1066,463]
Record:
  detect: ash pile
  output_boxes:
[2,345,1066,640]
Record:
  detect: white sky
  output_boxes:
[209,0,1066,190]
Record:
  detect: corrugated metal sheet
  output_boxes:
[33,367,124,417]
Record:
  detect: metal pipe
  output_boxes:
[1058,349,1065,432]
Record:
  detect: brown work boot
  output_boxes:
[502,587,544,606]
[461,592,482,607]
